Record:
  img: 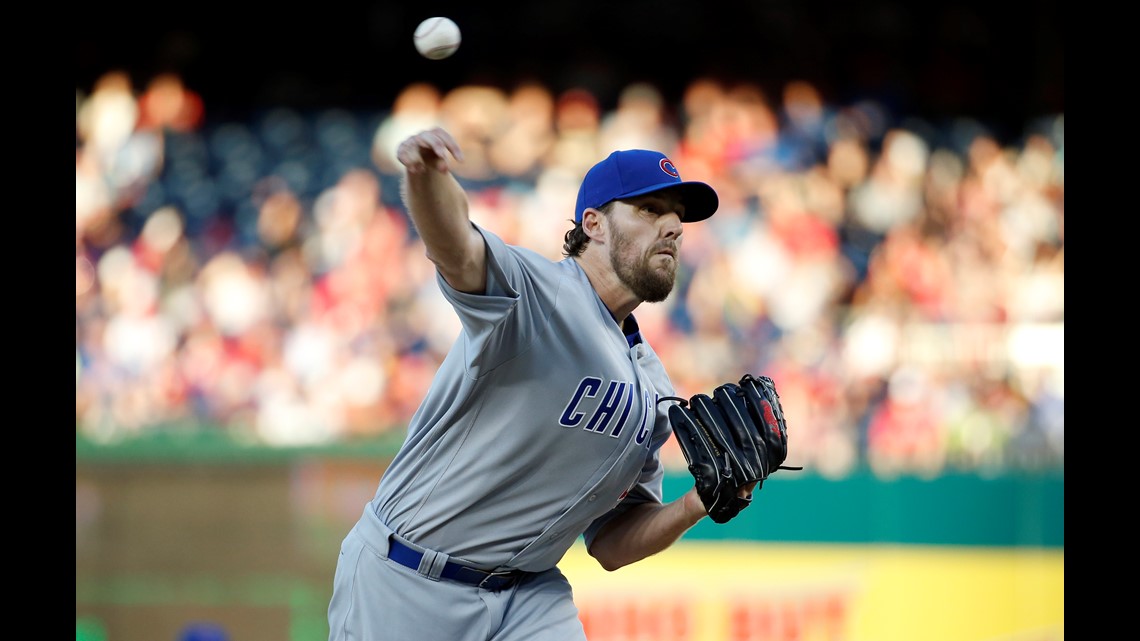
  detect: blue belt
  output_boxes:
[387,538,526,591]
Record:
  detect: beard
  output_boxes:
[608,223,677,303]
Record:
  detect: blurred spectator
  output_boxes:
[137,72,205,133]
[371,82,443,177]
[74,71,1065,477]
[77,70,139,169]
[598,81,679,156]
[437,84,511,183]
[488,81,556,181]
[548,87,604,178]
[776,80,831,171]
[77,70,164,233]
[866,366,947,477]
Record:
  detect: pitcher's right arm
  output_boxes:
[397,127,486,294]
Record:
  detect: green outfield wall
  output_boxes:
[76,433,1064,547]
[75,434,1063,641]
[669,470,1064,547]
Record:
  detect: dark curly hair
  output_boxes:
[562,202,614,258]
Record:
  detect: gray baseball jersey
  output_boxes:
[371,223,675,571]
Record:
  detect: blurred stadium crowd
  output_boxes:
[75,70,1063,478]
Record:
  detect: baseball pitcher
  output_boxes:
[327,127,798,641]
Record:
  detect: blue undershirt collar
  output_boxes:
[621,314,643,348]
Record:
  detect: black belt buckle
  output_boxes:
[478,569,519,590]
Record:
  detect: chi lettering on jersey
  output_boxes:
[559,377,655,446]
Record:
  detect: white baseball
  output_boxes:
[414,17,462,60]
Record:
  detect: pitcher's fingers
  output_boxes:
[397,129,465,174]
[433,128,465,163]
[396,138,430,173]
[423,128,464,171]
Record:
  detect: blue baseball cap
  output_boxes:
[574,150,719,223]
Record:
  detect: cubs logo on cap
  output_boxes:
[575,150,719,223]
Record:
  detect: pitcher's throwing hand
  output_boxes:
[396,126,464,174]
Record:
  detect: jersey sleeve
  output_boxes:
[435,223,559,376]
[435,224,521,322]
